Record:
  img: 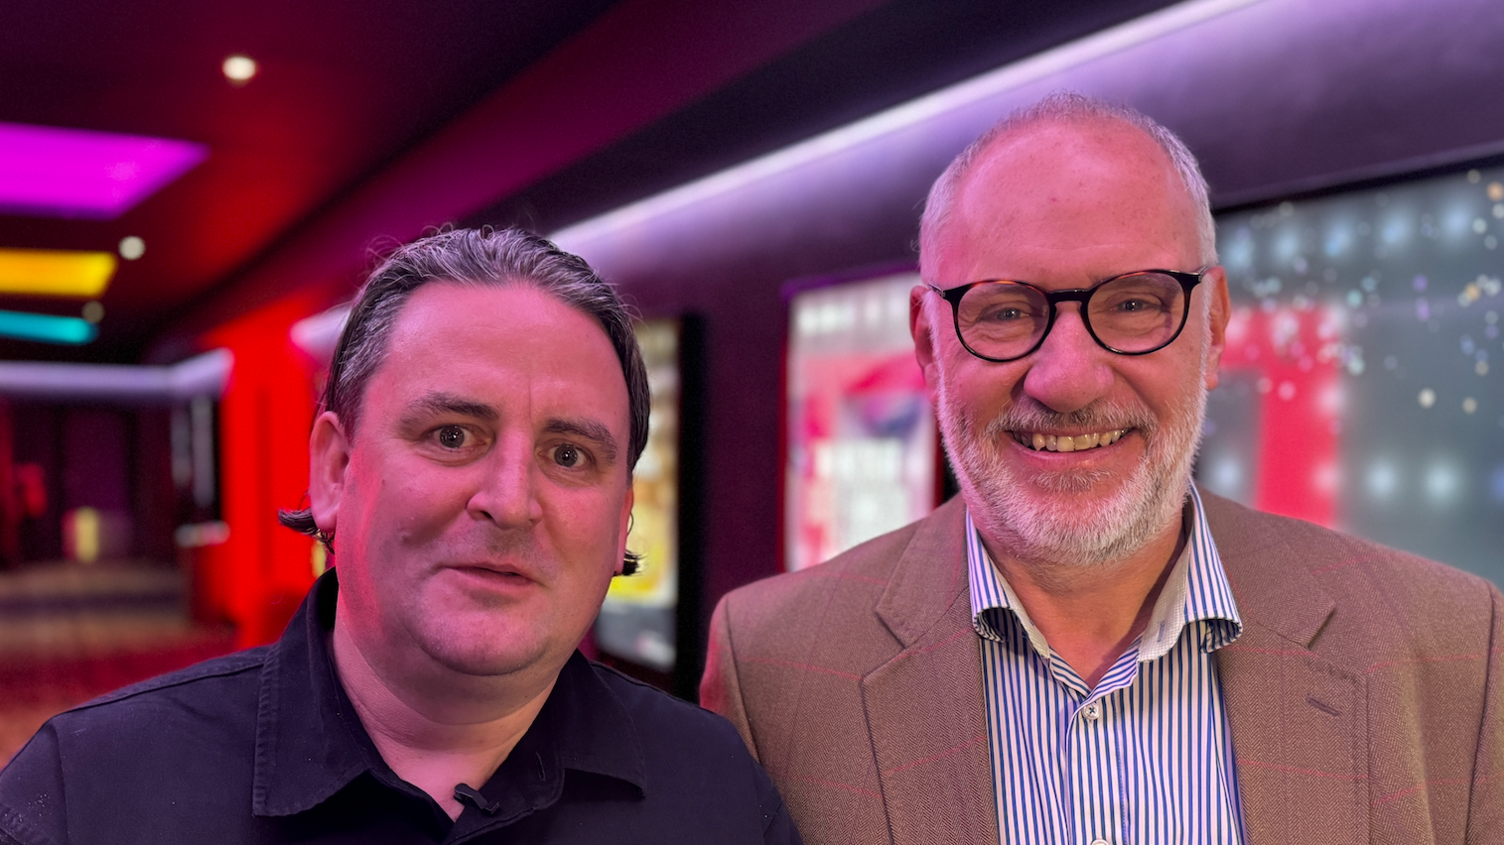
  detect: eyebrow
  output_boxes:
[544,418,619,463]
[401,392,499,425]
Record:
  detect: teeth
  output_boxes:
[1016,429,1126,452]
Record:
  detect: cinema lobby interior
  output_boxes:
[1,0,1502,774]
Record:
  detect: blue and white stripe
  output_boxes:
[968,484,1246,845]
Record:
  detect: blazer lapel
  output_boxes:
[861,499,997,845]
[1206,495,1369,845]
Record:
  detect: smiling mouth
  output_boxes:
[1010,429,1129,452]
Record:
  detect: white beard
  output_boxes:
[937,358,1207,570]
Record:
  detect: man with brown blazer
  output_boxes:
[701,94,1502,844]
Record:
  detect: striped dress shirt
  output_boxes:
[968,485,1247,845]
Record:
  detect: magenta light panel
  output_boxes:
[0,122,208,219]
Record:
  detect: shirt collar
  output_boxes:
[252,568,648,821]
[966,483,1242,661]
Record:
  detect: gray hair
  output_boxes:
[919,92,1217,282]
[279,227,649,575]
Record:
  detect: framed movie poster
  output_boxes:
[785,270,939,572]
[595,318,685,675]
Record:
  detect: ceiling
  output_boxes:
[0,0,1184,364]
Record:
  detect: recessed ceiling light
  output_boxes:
[223,55,257,84]
[119,236,145,260]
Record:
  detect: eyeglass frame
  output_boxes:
[925,268,1210,363]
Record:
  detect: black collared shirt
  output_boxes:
[0,571,800,845]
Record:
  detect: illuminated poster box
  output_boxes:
[1205,164,1504,586]
[596,319,683,672]
[785,271,939,572]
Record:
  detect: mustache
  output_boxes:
[981,399,1158,441]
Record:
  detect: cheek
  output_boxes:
[544,487,629,562]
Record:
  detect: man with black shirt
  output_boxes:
[0,228,799,845]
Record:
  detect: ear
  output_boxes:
[307,411,351,534]
[616,482,635,575]
[1201,265,1231,391]
[910,284,942,399]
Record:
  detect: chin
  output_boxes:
[939,382,1208,569]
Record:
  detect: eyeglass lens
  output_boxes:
[955,272,1187,359]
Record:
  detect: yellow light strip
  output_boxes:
[0,248,117,297]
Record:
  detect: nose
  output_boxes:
[1019,304,1114,414]
[467,434,544,527]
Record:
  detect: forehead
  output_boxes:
[938,119,1202,283]
[363,281,628,426]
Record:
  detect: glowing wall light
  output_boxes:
[0,248,117,297]
[0,310,98,344]
[0,121,208,219]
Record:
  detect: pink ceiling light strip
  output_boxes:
[0,121,207,219]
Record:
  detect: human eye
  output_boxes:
[967,289,1040,323]
[434,424,469,449]
[547,442,595,470]
[420,423,490,461]
[1098,275,1178,315]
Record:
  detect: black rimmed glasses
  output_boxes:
[927,269,1208,363]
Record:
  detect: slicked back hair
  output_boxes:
[278,227,649,575]
[919,92,1217,285]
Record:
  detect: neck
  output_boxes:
[329,610,557,821]
[982,513,1185,689]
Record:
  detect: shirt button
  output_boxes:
[1090,840,1110,845]
[1083,703,1101,722]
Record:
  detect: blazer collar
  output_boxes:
[1200,491,1368,844]
[864,496,998,845]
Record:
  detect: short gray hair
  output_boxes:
[279,227,649,574]
[919,92,1217,281]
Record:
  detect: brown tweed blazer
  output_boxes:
[702,492,1502,844]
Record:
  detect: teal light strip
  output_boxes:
[0,310,98,344]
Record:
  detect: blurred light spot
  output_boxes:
[1474,218,1489,234]
[1367,461,1398,500]
[1256,377,1272,394]
[1464,397,1478,414]
[1275,230,1300,261]
[1491,181,1504,201]
[1313,462,1339,494]
[1277,381,1296,401]
[81,301,103,323]
[1381,218,1407,244]
[1425,461,1461,502]
[1209,455,1242,493]
[1413,275,1428,292]
[1469,170,1482,183]
[223,55,257,83]
[1419,388,1436,408]
[1480,361,1492,376]
[1490,466,1504,504]
[118,236,144,260]
[1318,384,1343,414]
